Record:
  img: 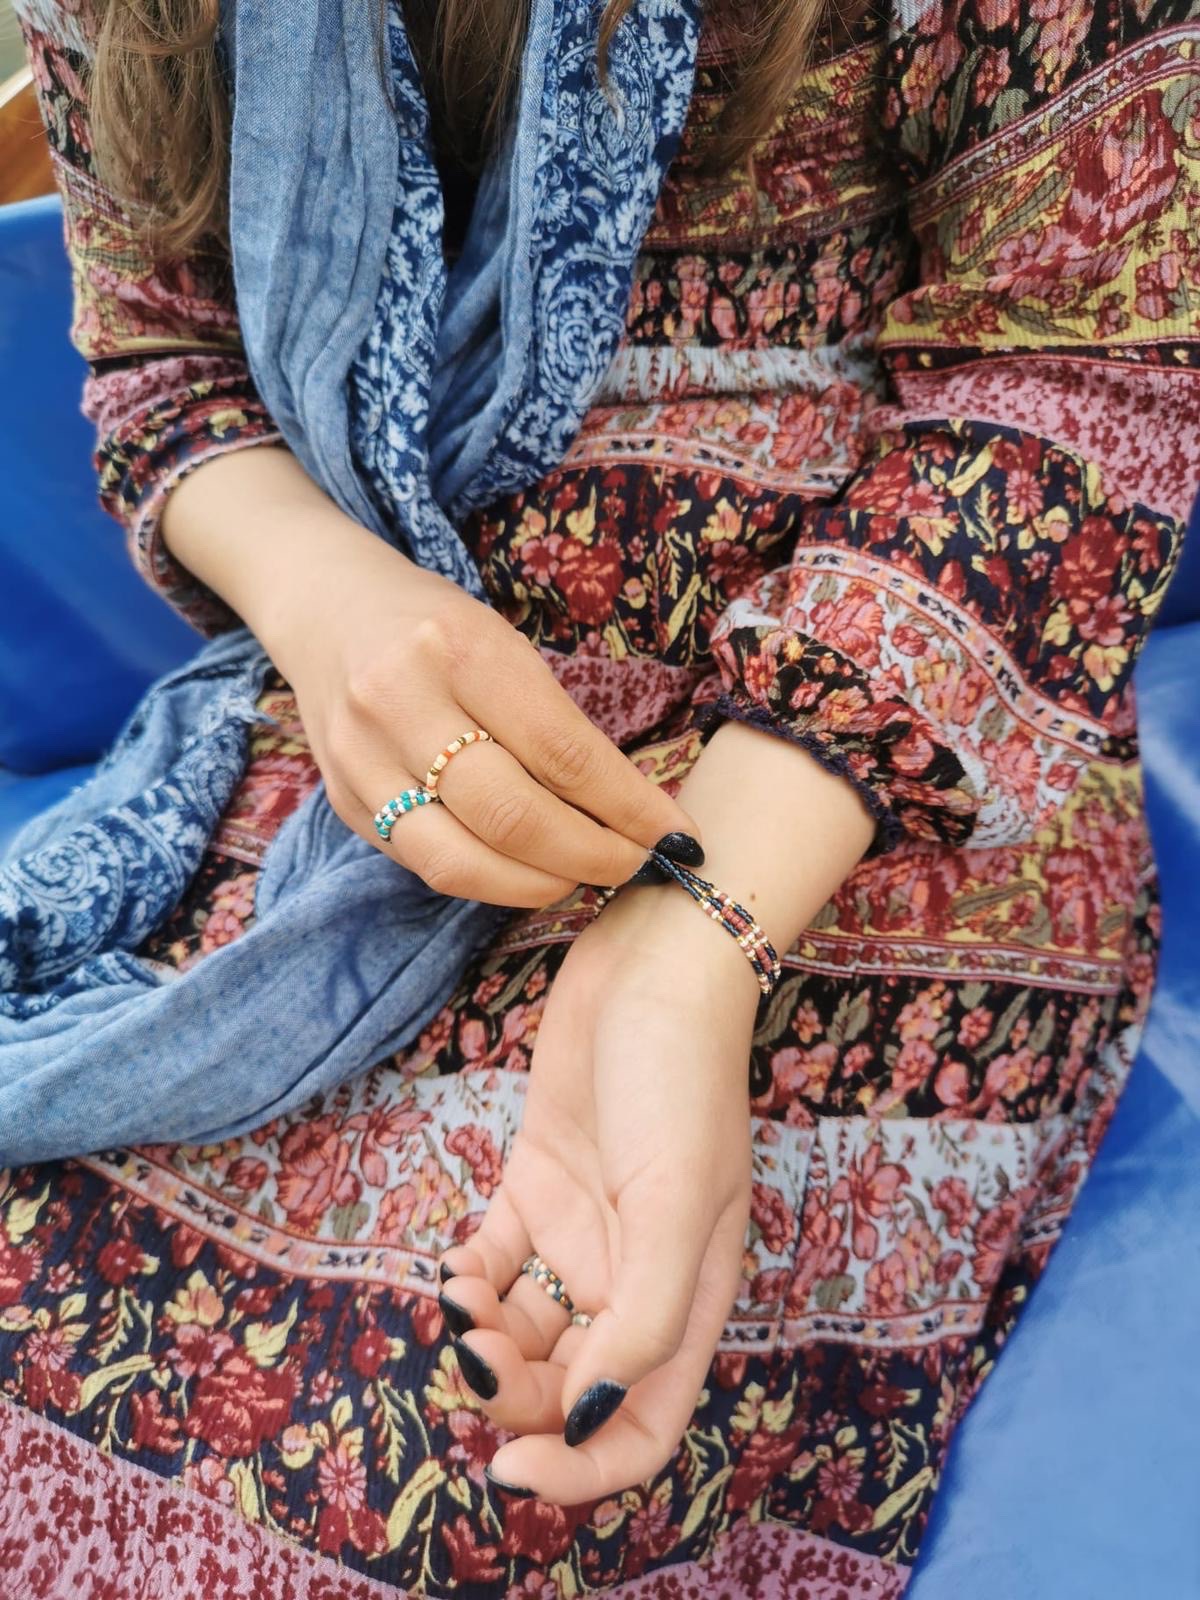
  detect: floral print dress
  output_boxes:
[4,0,1199,1595]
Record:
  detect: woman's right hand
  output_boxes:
[164,447,695,908]
[282,541,697,906]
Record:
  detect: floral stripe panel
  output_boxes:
[0,1405,910,1600]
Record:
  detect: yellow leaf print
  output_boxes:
[77,1354,155,1411]
[208,407,252,439]
[1043,605,1074,647]
[425,1342,480,1413]
[945,446,993,497]
[871,1465,935,1531]
[762,1396,794,1435]
[164,1270,223,1328]
[280,1423,315,1469]
[731,1381,766,1434]
[5,1185,49,1242]
[244,1300,299,1368]
[702,500,744,543]
[550,1560,580,1600]
[565,495,597,542]
[228,1461,260,1522]
[680,1465,733,1542]
[447,1474,472,1509]
[385,1457,444,1552]
[1082,641,1128,691]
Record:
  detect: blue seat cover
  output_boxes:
[0,196,197,780]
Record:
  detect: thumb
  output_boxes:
[557,1177,717,1448]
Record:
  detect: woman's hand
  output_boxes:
[276,535,696,907]
[435,718,878,1502]
[437,884,759,1504]
[162,447,694,907]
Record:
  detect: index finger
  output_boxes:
[464,636,699,853]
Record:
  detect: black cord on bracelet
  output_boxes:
[595,848,782,998]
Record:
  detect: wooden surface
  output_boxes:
[0,69,54,204]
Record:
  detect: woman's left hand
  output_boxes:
[438,880,760,1505]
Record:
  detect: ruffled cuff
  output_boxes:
[89,360,281,636]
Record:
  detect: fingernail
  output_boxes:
[628,832,704,886]
[439,1262,457,1283]
[484,1465,537,1500]
[453,1336,498,1401]
[438,1292,474,1338]
[628,854,670,886]
[564,1379,626,1447]
[656,831,705,866]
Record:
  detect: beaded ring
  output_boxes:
[520,1253,578,1317]
[424,728,492,794]
[595,852,782,998]
[373,785,439,843]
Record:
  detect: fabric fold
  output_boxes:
[2,0,701,1161]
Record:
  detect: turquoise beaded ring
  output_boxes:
[373,785,439,842]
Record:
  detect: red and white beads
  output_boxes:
[424,728,492,794]
[595,854,782,998]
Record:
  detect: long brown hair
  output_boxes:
[92,0,831,258]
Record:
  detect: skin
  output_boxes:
[164,443,876,1502]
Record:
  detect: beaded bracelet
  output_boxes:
[595,850,782,999]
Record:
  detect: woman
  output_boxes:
[2,0,1196,1592]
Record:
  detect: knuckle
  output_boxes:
[476,790,536,853]
[539,727,594,792]
[342,657,392,717]
[416,845,467,898]
[601,833,645,885]
[626,1314,684,1372]
[411,607,471,676]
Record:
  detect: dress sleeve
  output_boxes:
[16,1,281,633]
[706,0,1200,851]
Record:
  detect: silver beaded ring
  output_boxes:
[520,1253,579,1318]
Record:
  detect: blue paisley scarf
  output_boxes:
[0,0,700,1163]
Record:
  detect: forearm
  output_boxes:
[161,445,417,670]
[677,720,875,951]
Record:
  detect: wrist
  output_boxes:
[160,445,416,666]
[593,880,765,1018]
[671,719,875,951]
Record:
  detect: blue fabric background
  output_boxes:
[1,194,1197,1594]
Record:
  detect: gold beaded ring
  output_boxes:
[424,728,492,794]
[520,1253,578,1318]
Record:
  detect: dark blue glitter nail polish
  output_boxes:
[452,1337,498,1401]
[485,1466,538,1500]
[438,1292,474,1338]
[628,831,705,886]
[564,1379,626,1447]
[655,831,705,866]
